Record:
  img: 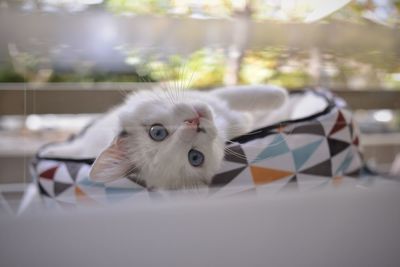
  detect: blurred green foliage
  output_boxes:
[1,45,399,90]
[104,0,400,25]
[49,71,153,83]
[141,49,226,88]
[0,66,25,82]
[0,1,399,89]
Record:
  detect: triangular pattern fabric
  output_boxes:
[216,167,255,189]
[328,138,350,157]
[331,148,350,175]
[211,166,247,187]
[75,186,86,197]
[217,160,248,174]
[345,147,363,174]
[78,179,108,203]
[252,134,290,163]
[54,181,73,196]
[39,178,55,197]
[40,166,58,180]
[292,139,323,171]
[75,186,95,204]
[65,162,82,181]
[37,160,59,175]
[250,166,293,185]
[329,111,347,135]
[300,159,332,177]
[37,181,51,197]
[243,135,276,162]
[335,150,354,175]
[76,165,91,183]
[349,120,354,138]
[353,136,359,146]
[53,164,74,184]
[285,134,323,150]
[224,144,247,164]
[341,109,353,124]
[298,138,330,171]
[330,126,351,143]
[290,121,325,136]
[31,90,366,208]
[251,152,296,173]
[320,112,338,136]
[55,186,76,203]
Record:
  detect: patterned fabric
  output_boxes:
[31,90,365,207]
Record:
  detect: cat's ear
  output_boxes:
[213,85,288,111]
[89,133,135,183]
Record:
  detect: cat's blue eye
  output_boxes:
[149,124,168,141]
[188,149,204,167]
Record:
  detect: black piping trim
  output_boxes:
[230,89,335,144]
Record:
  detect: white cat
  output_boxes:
[40,85,288,189]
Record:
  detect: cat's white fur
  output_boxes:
[40,85,288,189]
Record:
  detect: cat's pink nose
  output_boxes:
[184,117,200,127]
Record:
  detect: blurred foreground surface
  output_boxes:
[1,180,400,267]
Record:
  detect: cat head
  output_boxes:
[89,91,225,189]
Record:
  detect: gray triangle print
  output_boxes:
[290,122,325,136]
[65,162,82,181]
[54,181,73,196]
[224,144,247,164]
[300,159,332,177]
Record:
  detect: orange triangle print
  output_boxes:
[332,176,343,187]
[75,186,86,197]
[75,186,96,205]
[75,186,95,204]
[250,166,293,185]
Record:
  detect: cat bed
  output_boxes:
[31,89,365,207]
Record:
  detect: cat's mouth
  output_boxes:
[197,126,206,133]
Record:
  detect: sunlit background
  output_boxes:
[0,0,399,210]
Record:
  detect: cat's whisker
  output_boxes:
[159,65,178,104]
[70,78,289,190]
[124,164,139,177]
[185,67,196,92]
[161,85,175,105]
[175,65,184,101]
[224,153,247,161]
[173,69,180,101]
[179,63,188,94]
[176,64,186,101]
[223,148,248,160]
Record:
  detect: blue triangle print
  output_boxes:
[292,139,323,171]
[335,150,353,175]
[252,134,290,163]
